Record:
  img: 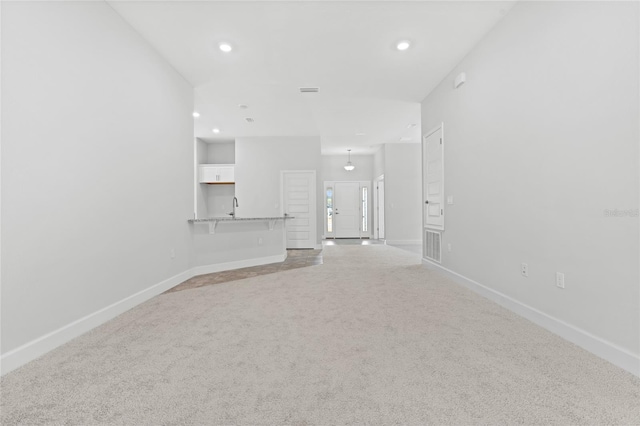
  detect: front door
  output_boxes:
[334,182,360,238]
[282,171,317,249]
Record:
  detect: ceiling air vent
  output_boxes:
[245,117,255,123]
[299,87,319,93]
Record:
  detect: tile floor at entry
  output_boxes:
[166,239,388,293]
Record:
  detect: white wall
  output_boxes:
[382,144,423,244]
[190,221,286,268]
[206,141,235,164]
[195,139,208,219]
[234,136,323,244]
[421,2,639,365]
[373,146,385,181]
[1,1,194,367]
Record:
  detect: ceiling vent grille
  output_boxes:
[245,117,255,123]
[299,87,319,93]
[424,229,441,263]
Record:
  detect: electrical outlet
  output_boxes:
[556,272,565,289]
[521,263,528,277]
[170,248,175,259]
[258,237,263,246]
[447,243,452,252]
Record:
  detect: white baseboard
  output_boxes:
[0,268,192,376]
[191,254,286,276]
[1,253,286,376]
[421,258,640,377]
[386,239,422,245]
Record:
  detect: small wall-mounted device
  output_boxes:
[455,72,466,89]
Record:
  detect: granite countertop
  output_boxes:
[188,216,293,223]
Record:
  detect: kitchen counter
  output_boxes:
[189,216,292,223]
[188,216,294,233]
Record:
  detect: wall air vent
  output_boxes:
[245,117,255,123]
[299,87,319,93]
[424,229,441,263]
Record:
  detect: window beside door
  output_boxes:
[324,181,371,238]
[326,187,333,233]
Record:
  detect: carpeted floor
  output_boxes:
[165,249,323,294]
[1,245,639,424]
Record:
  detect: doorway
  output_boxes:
[374,175,385,240]
[324,181,371,239]
[282,170,317,249]
[423,125,444,230]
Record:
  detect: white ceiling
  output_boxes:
[108,1,514,155]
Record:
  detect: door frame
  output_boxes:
[281,170,318,249]
[373,174,385,240]
[323,180,372,239]
[423,123,444,231]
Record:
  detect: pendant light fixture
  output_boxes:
[344,149,355,171]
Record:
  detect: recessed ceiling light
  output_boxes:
[192,112,200,118]
[396,40,411,51]
[219,43,232,53]
[238,104,249,109]
[407,123,417,129]
[355,132,366,136]
[212,128,220,134]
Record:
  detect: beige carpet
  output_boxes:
[1,245,639,425]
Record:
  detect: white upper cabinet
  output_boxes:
[199,164,235,184]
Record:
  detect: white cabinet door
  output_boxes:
[218,166,234,183]
[198,165,235,183]
[199,165,218,183]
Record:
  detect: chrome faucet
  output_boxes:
[229,196,239,218]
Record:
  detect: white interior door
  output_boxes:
[282,171,317,249]
[334,182,360,238]
[424,126,444,230]
[377,179,385,240]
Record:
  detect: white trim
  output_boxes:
[422,122,445,232]
[386,239,422,245]
[374,175,385,240]
[421,258,640,377]
[323,180,372,239]
[424,123,443,139]
[1,253,286,376]
[281,170,317,249]
[193,138,198,219]
[191,254,285,276]
[0,268,192,376]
